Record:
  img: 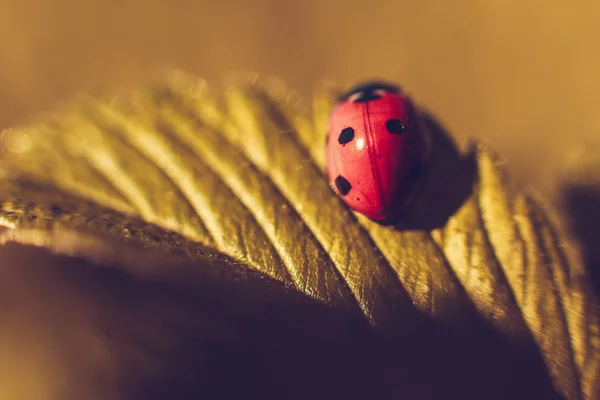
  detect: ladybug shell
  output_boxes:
[325,82,430,221]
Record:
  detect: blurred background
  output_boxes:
[1,0,600,195]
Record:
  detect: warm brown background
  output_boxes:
[1,0,600,193]
[0,1,600,398]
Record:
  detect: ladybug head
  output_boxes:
[338,81,402,103]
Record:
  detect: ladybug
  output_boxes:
[325,81,431,222]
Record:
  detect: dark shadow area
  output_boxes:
[560,183,600,297]
[393,111,476,231]
[0,243,562,399]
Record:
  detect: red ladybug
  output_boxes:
[325,81,431,222]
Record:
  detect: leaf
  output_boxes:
[560,141,600,296]
[0,70,598,399]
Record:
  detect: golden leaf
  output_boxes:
[0,71,597,399]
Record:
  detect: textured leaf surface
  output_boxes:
[0,71,598,399]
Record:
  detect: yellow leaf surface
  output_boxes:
[0,71,597,399]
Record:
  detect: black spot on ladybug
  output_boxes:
[338,127,355,145]
[408,162,424,181]
[338,81,401,102]
[386,119,406,134]
[335,175,352,196]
